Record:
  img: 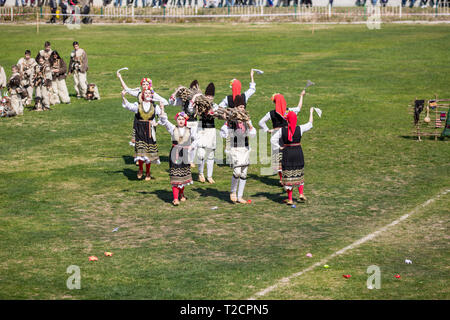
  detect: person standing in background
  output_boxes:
[69,41,89,99]
[36,41,53,63]
[49,50,71,104]
[17,50,37,107]
[7,65,25,116]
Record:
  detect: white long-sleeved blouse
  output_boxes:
[258,106,303,132]
[124,86,168,105]
[159,114,198,149]
[218,82,256,108]
[270,122,313,149]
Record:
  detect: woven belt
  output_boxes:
[284,143,301,147]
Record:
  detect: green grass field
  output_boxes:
[0,23,449,300]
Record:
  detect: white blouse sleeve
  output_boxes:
[299,122,313,135]
[154,104,161,117]
[248,120,257,137]
[220,124,229,138]
[159,114,176,135]
[153,92,168,106]
[125,86,140,98]
[288,106,301,114]
[244,82,256,102]
[218,96,228,108]
[258,112,271,132]
[190,127,198,148]
[270,129,282,149]
[122,98,138,113]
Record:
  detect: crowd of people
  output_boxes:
[0,40,99,118]
[4,0,449,8]
[116,69,317,206]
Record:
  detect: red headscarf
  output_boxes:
[231,79,241,101]
[175,112,189,126]
[286,111,297,142]
[271,93,286,117]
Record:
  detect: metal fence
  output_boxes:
[1,4,450,22]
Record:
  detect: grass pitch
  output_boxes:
[0,23,449,300]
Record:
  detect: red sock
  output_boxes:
[298,185,304,195]
[138,160,143,171]
[172,186,179,200]
[278,172,282,180]
[287,189,293,201]
[180,187,185,197]
[146,163,151,175]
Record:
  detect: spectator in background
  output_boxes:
[356,0,367,6]
[151,0,161,7]
[115,0,123,6]
[60,0,69,24]
[329,0,333,7]
[134,0,147,7]
[380,0,388,6]
[409,0,417,7]
[15,0,28,6]
[48,0,58,24]
[371,0,377,5]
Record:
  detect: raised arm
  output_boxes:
[159,111,176,135]
[258,111,272,133]
[244,71,256,102]
[153,92,168,106]
[299,107,314,135]
[116,71,140,97]
[218,96,229,108]
[121,90,138,113]
[288,90,306,114]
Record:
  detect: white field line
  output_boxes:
[248,188,450,300]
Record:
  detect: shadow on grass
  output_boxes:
[192,187,232,203]
[252,191,285,204]
[121,168,140,181]
[248,173,280,188]
[137,189,172,203]
[399,135,420,140]
[122,155,135,165]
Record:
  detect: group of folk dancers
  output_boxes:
[0,40,99,117]
[117,69,316,206]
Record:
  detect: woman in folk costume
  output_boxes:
[49,50,71,105]
[219,94,257,204]
[121,88,161,180]
[258,91,306,182]
[117,72,168,146]
[196,82,219,184]
[168,80,202,168]
[218,69,256,108]
[159,109,198,206]
[270,108,314,205]
[218,70,256,161]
